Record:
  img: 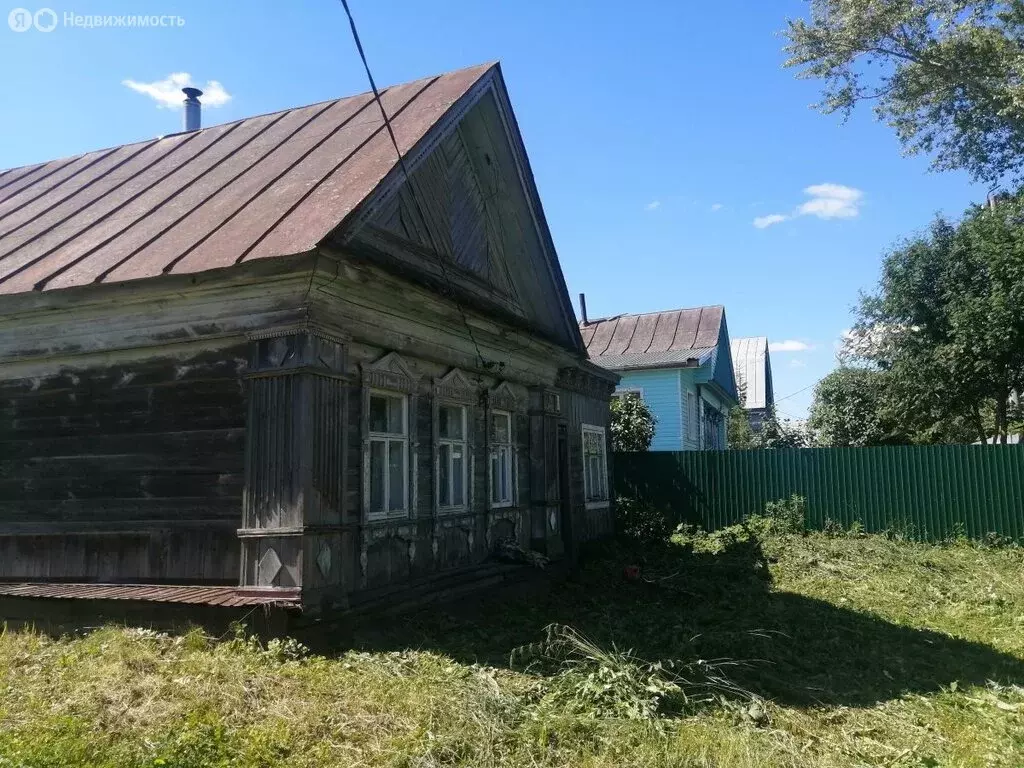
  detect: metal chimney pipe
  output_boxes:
[579,293,588,324]
[182,87,203,132]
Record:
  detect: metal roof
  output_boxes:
[0,63,494,296]
[0,583,301,608]
[580,306,724,371]
[730,336,773,410]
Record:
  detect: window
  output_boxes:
[611,388,642,403]
[687,392,697,442]
[367,391,407,518]
[437,404,467,510]
[582,424,608,504]
[489,410,514,506]
[703,407,724,450]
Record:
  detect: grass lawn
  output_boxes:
[0,528,1022,767]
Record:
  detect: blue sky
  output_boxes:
[0,0,986,417]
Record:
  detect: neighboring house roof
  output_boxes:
[730,336,774,410]
[580,306,724,371]
[0,63,493,296]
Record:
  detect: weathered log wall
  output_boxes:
[0,343,247,583]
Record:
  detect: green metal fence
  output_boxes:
[614,445,1024,541]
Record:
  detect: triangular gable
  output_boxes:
[338,65,584,355]
[711,318,738,404]
[694,312,739,404]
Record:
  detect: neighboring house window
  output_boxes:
[702,407,724,450]
[687,392,698,442]
[368,391,408,518]
[611,388,642,402]
[437,404,467,510]
[489,410,514,506]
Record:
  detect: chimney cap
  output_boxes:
[182,87,203,100]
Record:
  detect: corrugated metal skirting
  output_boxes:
[614,445,1024,541]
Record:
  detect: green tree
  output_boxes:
[609,395,657,452]
[784,1,1024,184]
[808,367,911,446]
[728,379,756,449]
[849,195,1024,443]
[752,409,808,449]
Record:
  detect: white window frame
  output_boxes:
[611,387,643,402]
[687,391,698,442]
[366,389,409,520]
[488,409,515,508]
[436,403,468,512]
[582,423,609,509]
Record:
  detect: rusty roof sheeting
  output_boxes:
[0,583,301,608]
[0,63,495,296]
[581,306,725,371]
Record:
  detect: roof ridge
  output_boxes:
[0,62,498,176]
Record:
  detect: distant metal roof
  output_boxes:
[730,336,773,410]
[0,63,494,296]
[580,306,724,372]
[0,583,301,608]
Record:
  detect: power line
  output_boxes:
[338,0,492,372]
[774,381,816,404]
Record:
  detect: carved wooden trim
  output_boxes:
[433,368,479,405]
[556,366,616,399]
[361,351,417,394]
[490,380,524,411]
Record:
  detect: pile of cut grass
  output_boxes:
[0,528,1022,767]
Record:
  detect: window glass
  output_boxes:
[367,392,407,517]
[388,439,404,511]
[370,393,404,434]
[439,405,464,440]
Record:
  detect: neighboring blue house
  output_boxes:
[580,306,739,450]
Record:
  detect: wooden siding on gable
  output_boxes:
[351,91,578,353]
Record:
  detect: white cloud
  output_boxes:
[753,213,788,229]
[752,183,864,228]
[797,183,863,220]
[644,200,661,211]
[122,73,232,109]
[710,203,723,212]
[769,340,812,353]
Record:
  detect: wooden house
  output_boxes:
[581,306,738,450]
[730,336,774,431]
[0,63,616,624]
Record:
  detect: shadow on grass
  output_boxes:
[328,535,1024,709]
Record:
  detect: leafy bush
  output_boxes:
[615,497,674,545]
[744,494,807,538]
[609,396,656,452]
[511,624,754,720]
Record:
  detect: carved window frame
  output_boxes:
[582,423,609,509]
[433,369,478,516]
[487,381,523,510]
[361,352,418,522]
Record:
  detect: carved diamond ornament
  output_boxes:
[316,544,332,578]
[257,547,282,586]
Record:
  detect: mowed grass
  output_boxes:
[1,529,1023,767]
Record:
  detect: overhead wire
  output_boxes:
[338,0,494,372]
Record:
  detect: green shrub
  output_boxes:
[615,497,675,545]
